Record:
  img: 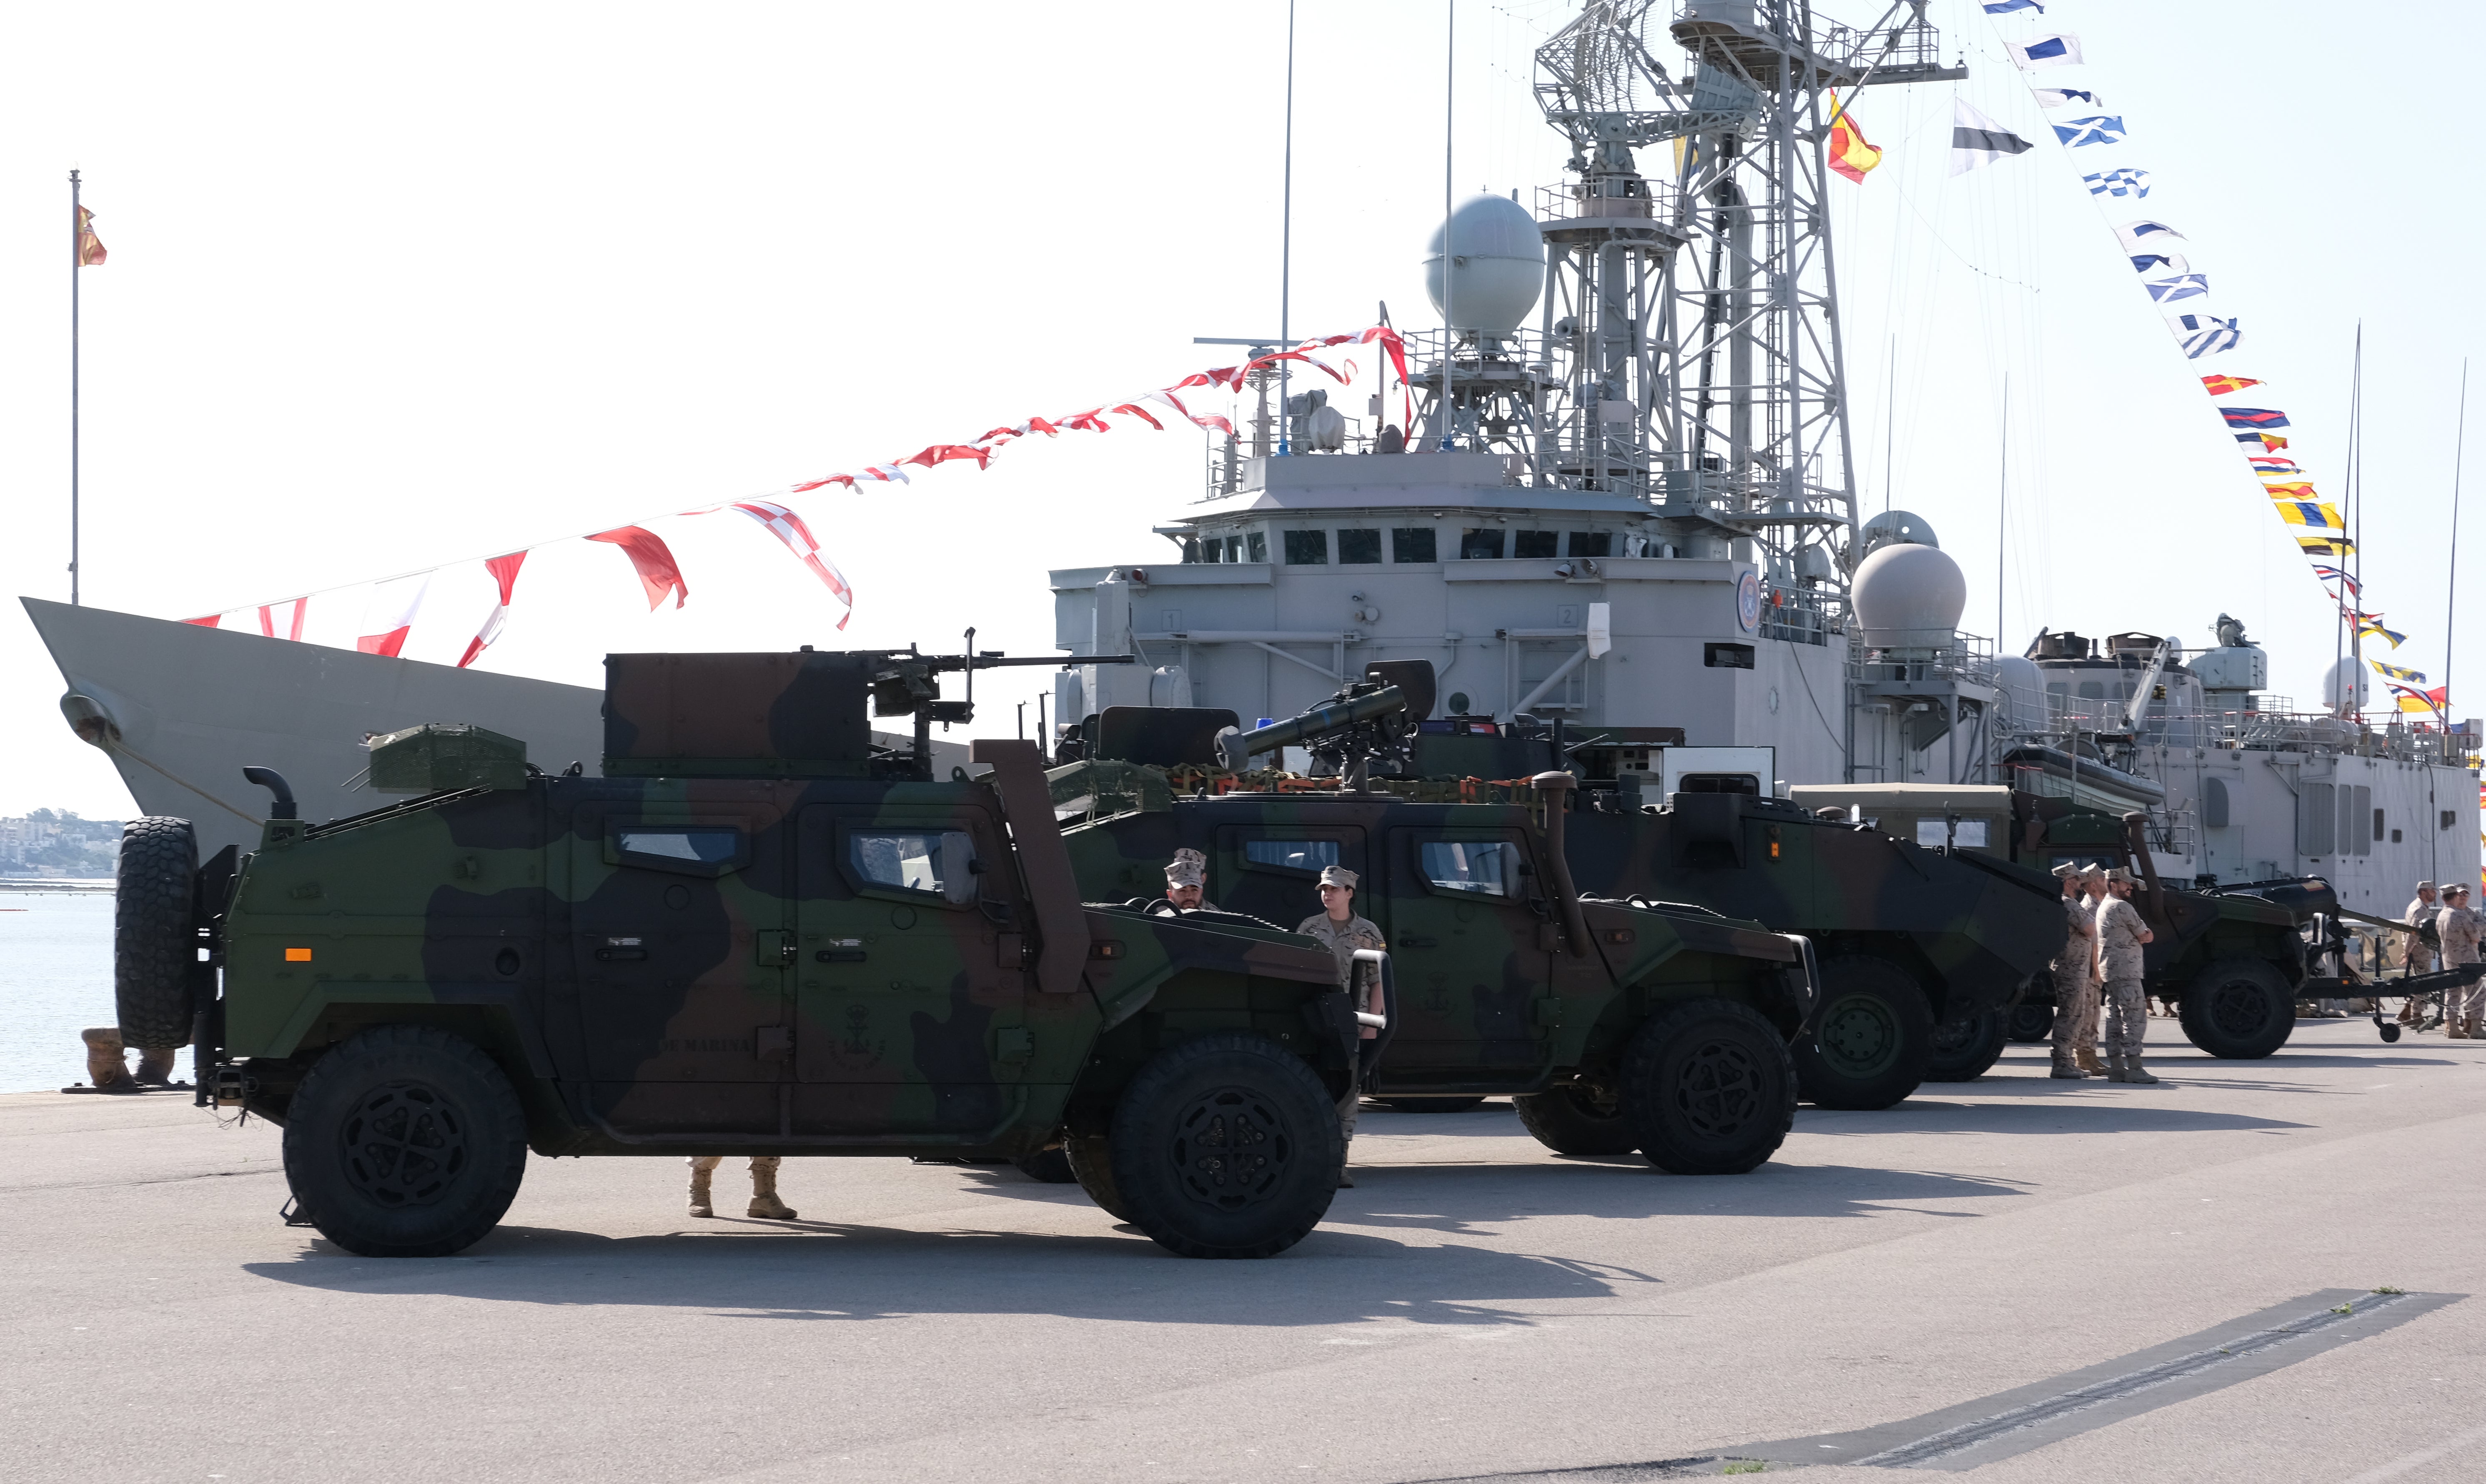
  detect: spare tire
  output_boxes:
[114,817,198,1049]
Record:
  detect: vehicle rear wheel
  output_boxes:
[1923,1004,2010,1082]
[113,817,198,1050]
[1064,1134,1130,1219]
[280,1025,528,1257]
[1792,956,1933,1109]
[1014,1145,1076,1184]
[2179,958,2295,1059]
[2006,999,2057,1044]
[1381,1096,1487,1114]
[1621,998,1796,1175]
[1512,1083,1639,1156]
[1107,1032,1339,1259]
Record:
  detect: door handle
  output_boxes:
[756,930,797,967]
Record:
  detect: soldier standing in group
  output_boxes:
[1297,864,1386,1188]
[2438,883,2483,1039]
[687,1157,797,1221]
[2400,881,2441,1027]
[2071,866,2108,1073]
[1163,848,1218,911]
[2094,867,2159,1083]
[2048,863,2100,1079]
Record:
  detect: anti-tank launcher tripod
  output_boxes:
[1213,661,1437,790]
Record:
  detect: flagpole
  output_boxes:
[2351,326,2365,723]
[1997,373,2007,647]
[1277,0,1294,457]
[2446,358,2468,745]
[68,168,82,607]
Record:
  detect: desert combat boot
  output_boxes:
[687,1165,715,1218]
[748,1158,797,1221]
[2049,1053,2090,1079]
[2122,1056,2162,1085]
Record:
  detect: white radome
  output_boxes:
[1424,194,1545,335]
[1851,542,1967,648]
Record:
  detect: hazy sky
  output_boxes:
[4,0,2479,818]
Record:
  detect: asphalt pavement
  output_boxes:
[6,1018,2481,1483]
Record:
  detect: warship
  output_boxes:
[22,0,2481,912]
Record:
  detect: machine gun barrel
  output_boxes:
[1217,686,1406,771]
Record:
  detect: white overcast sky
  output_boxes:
[3,1,2480,818]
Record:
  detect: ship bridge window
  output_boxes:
[2076,681,2107,700]
[1337,528,1382,565]
[1461,529,1506,560]
[1514,530,1559,559]
[1246,530,1268,563]
[1283,530,1329,565]
[1393,528,1438,563]
[1567,531,1612,558]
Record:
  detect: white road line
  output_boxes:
[2338,1419,2486,1484]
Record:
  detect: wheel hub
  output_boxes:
[339,1081,470,1207]
[1817,992,1902,1078]
[1672,1040,1763,1137]
[2210,979,2272,1036]
[1168,1086,1293,1211]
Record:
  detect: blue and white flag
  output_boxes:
[2170,313,2241,360]
[2034,87,2103,109]
[1951,98,2035,175]
[2052,115,2127,147]
[2007,34,2083,68]
[2115,219,2185,249]
[1982,0,2043,12]
[2083,167,2151,198]
[2130,252,2190,274]
[2144,273,2210,304]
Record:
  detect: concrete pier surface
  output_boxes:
[7,1021,2481,1484]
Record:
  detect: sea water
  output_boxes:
[1,890,118,1093]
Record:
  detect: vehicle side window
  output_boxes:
[611,826,747,876]
[1243,839,1338,877]
[1418,839,1521,898]
[847,829,978,905]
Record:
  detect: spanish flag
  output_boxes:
[2201,373,2261,396]
[1827,93,1882,183]
[75,205,105,267]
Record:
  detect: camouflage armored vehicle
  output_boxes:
[114,648,1382,1261]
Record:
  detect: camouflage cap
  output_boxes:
[2104,866,2133,883]
[1318,865,1359,890]
[2449,883,2472,899]
[2051,861,2080,879]
[2417,880,2437,892]
[1164,848,1208,888]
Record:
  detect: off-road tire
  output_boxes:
[1014,1145,1076,1184]
[2006,999,2057,1044]
[1513,1083,1640,1156]
[1065,1134,1131,1220]
[1621,998,1797,1174]
[1923,1004,2010,1082]
[1107,1032,1339,1259]
[2179,958,2296,1060]
[1792,955,1933,1109]
[1382,1096,1487,1114]
[280,1025,528,1257]
[113,817,198,1049]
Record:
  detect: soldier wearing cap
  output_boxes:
[2401,881,2441,1026]
[1298,864,1386,1187]
[2069,865,2108,1073]
[1163,848,1218,912]
[2093,867,2159,1083]
[2438,883,2483,1038]
[2047,862,2100,1079]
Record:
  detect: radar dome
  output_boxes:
[1425,193,1545,335]
[1994,654,2046,729]
[1852,542,1966,648]
[2323,656,2371,711]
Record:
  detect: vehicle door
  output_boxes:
[791,800,1029,1138]
[1209,825,1369,931]
[568,805,792,1136]
[1380,824,1556,1075]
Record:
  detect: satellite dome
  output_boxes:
[1852,541,1966,648]
[1994,654,2046,729]
[1859,509,1939,555]
[1425,193,1545,335]
[2323,656,2371,711]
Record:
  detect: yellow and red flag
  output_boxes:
[2201,373,2260,396]
[75,205,105,266]
[1827,93,1882,183]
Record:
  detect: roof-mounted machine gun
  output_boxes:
[1213,661,1436,790]
[863,633,1135,777]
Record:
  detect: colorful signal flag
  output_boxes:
[1827,93,1882,183]
[2203,374,2262,396]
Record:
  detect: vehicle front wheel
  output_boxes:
[1107,1033,1340,1259]
[1064,1134,1130,1219]
[1620,998,1796,1175]
[2180,958,2296,1059]
[1923,1004,2010,1082]
[1792,956,1934,1109]
[2006,999,2057,1044]
[1512,1083,1639,1156]
[1014,1144,1076,1184]
[280,1025,528,1257]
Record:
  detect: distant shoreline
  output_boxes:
[0,881,115,895]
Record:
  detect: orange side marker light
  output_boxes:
[285,947,313,962]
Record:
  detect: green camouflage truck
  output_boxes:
[114,649,1394,1261]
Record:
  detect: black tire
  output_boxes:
[2179,958,2296,1059]
[2007,999,2057,1044]
[1792,956,1933,1110]
[1014,1145,1076,1184]
[1107,1032,1339,1259]
[1923,1004,2010,1082]
[1621,998,1797,1175]
[1513,1083,1640,1156]
[1381,1096,1487,1114]
[113,817,197,1049]
[280,1025,528,1257]
[1065,1134,1131,1220]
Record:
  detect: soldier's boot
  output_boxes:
[747,1158,797,1221]
[2122,1056,2161,1085]
[2049,1054,2090,1079]
[2102,1053,2129,1083]
[132,1048,179,1086]
[2447,1020,2469,1039]
[80,1027,135,1092]
[2075,1047,2105,1075]
[687,1166,715,1218]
